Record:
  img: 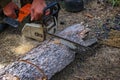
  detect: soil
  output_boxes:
[0,0,120,80]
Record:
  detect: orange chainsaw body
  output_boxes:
[18,3,31,22]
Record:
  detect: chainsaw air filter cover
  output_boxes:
[22,19,57,42]
[22,23,45,41]
[64,0,84,12]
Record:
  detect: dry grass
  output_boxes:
[102,30,120,48]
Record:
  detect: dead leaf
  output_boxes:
[84,13,94,18]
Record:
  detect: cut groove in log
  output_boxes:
[19,60,47,80]
[0,24,96,80]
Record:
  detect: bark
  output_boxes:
[0,24,96,80]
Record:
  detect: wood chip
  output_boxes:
[53,39,61,44]
[3,74,20,80]
[79,28,91,38]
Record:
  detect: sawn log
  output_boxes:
[0,24,97,80]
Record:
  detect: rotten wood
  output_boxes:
[0,24,96,80]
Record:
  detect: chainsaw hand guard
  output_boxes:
[42,2,60,26]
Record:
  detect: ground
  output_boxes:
[50,1,120,79]
[0,0,120,80]
[51,46,120,80]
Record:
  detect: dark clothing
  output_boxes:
[0,0,11,7]
[0,0,33,8]
[20,0,33,6]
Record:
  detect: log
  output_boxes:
[0,24,96,80]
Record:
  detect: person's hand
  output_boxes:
[3,2,19,19]
[31,0,46,21]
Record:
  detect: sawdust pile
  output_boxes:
[12,43,33,55]
[0,31,39,65]
[12,36,35,55]
[101,30,120,48]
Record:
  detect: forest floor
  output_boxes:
[51,1,120,80]
[0,0,120,80]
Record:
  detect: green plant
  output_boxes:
[108,0,120,6]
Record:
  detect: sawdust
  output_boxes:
[0,31,39,65]
[12,41,34,55]
[3,73,20,80]
[12,36,35,55]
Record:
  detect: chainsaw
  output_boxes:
[2,2,60,41]
[1,2,97,51]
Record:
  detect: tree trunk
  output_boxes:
[0,24,96,80]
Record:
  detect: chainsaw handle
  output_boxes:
[42,2,60,25]
[15,9,19,17]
